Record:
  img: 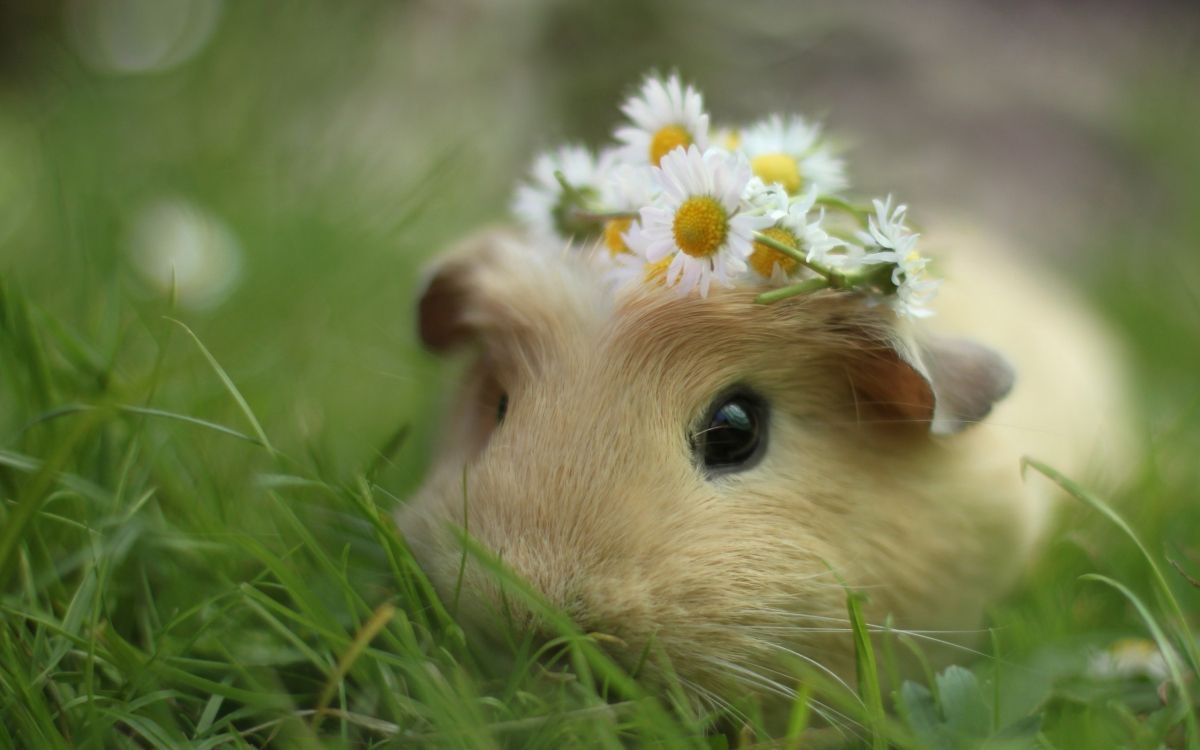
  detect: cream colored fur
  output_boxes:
[396,223,1133,708]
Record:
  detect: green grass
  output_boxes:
[2,4,1199,748]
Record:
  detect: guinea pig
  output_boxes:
[395,220,1132,710]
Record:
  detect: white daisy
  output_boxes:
[710,125,741,152]
[857,196,940,317]
[596,159,659,258]
[606,220,675,291]
[743,175,789,217]
[746,187,845,281]
[740,114,848,196]
[826,241,868,272]
[511,144,604,244]
[892,258,940,318]
[857,195,919,262]
[1087,639,1171,682]
[615,74,711,167]
[599,151,658,211]
[629,145,772,297]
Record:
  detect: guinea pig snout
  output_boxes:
[459,541,636,646]
[405,506,649,669]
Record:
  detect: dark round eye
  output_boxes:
[496,393,508,424]
[693,391,767,473]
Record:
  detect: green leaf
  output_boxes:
[937,666,992,739]
[897,681,950,749]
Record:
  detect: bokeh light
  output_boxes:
[66,0,222,75]
[125,197,242,309]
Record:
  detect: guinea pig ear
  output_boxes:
[417,259,472,353]
[416,227,602,358]
[850,332,1015,435]
[920,335,1016,434]
[415,228,512,353]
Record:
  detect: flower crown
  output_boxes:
[511,73,940,318]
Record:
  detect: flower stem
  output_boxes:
[751,232,831,280]
[573,209,639,223]
[553,170,585,202]
[755,277,830,304]
[834,262,897,292]
[815,196,871,226]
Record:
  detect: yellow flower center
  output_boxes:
[649,125,692,166]
[603,218,633,257]
[751,153,802,194]
[643,256,673,284]
[672,196,728,258]
[749,227,801,278]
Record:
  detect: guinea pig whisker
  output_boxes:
[703,656,795,701]
[755,640,861,703]
[745,626,862,637]
[733,607,851,623]
[637,659,749,727]
[767,613,992,652]
[689,424,738,439]
[677,674,746,726]
[748,625,977,650]
[743,659,869,741]
[869,629,993,658]
[736,663,865,740]
[737,607,995,658]
[807,699,867,742]
[699,655,866,742]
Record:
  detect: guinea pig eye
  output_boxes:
[496,392,508,423]
[693,390,767,473]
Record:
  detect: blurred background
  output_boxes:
[1,0,1198,515]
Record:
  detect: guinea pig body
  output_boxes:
[396,223,1132,708]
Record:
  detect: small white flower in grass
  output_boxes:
[1087,639,1171,682]
[630,145,772,297]
[615,74,710,167]
[741,114,848,196]
[512,144,603,244]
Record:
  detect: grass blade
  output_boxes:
[847,589,887,750]
[166,317,276,456]
[117,405,265,446]
[1079,573,1198,748]
[1023,458,1200,678]
[311,602,396,731]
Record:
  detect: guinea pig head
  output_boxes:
[397,228,1017,705]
